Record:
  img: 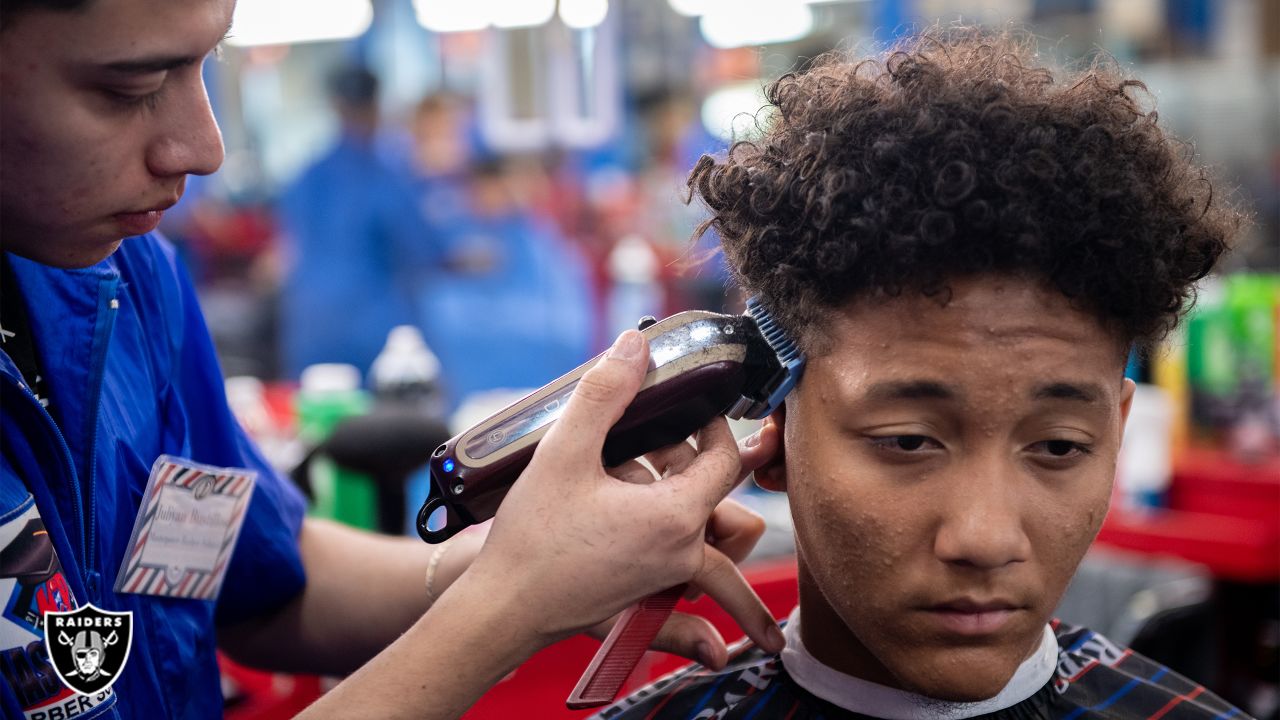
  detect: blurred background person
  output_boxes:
[416,152,595,406]
[278,65,444,378]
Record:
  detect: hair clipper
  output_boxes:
[416,298,804,544]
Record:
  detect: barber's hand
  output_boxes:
[431,489,778,668]
[584,495,779,669]
[427,462,777,668]
[462,330,785,659]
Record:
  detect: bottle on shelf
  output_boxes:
[295,363,376,529]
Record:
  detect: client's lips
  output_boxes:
[923,598,1024,636]
[115,200,176,236]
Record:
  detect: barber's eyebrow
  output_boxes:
[864,380,957,402]
[99,55,200,74]
[99,21,233,74]
[1032,382,1106,403]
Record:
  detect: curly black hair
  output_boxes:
[688,28,1238,353]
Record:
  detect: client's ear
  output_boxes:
[1117,377,1137,444]
[752,406,789,493]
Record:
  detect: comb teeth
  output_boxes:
[746,296,801,364]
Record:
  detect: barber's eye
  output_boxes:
[119,92,161,109]
[104,87,163,111]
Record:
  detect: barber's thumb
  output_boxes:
[606,329,645,363]
[544,330,649,456]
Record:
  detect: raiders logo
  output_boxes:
[44,604,133,695]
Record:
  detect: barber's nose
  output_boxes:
[933,459,1032,570]
[146,78,225,179]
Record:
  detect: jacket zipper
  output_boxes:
[81,283,120,599]
[2,369,84,573]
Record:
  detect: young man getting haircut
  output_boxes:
[594,29,1246,720]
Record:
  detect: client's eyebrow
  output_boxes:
[864,380,957,402]
[1032,382,1106,403]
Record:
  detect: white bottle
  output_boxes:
[606,234,663,338]
[370,325,441,406]
[1117,383,1174,511]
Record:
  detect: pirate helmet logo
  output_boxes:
[44,604,133,695]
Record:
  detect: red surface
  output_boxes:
[1095,447,1280,582]
[221,558,800,719]
[220,656,327,720]
[462,557,800,719]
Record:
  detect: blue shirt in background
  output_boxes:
[419,210,596,406]
[279,132,444,379]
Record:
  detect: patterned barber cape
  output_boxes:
[591,617,1248,720]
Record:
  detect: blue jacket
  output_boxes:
[1,235,307,719]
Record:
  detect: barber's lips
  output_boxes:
[114,208,167,236]
[923,599,1024,636]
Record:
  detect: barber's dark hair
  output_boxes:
[688,27,1238,352]
[1,0,92,27]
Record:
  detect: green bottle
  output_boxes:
[296,363,377,529]
[1225,273,1278,391]
[1186,279,1233,399]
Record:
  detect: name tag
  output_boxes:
[114,455,256,600]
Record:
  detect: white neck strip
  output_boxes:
[780,608,1058,720]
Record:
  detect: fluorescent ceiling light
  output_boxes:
[228,0,374,47]
[668,0,709,16]
[491,0,557,28]
[414,0,489,32]
[559,0,610,29]
[674,0,851,18]
[414,0,556,32]
[699,0,813,49]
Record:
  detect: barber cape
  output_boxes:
[590,611,1248,720]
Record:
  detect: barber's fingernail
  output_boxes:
[695,641,718,668]
[765,624,785,653]
[611,330,643,360]
[743,430,762,448]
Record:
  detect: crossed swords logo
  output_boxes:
[56,629,120,682]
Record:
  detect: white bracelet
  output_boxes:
[424,542,452,606]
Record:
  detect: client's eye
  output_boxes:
[894,435,927,451]
[869,435,941,453]
[1029,439,1092,459]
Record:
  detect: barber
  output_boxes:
[0,0,784,718]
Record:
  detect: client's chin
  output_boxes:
[889,648,1025,703]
